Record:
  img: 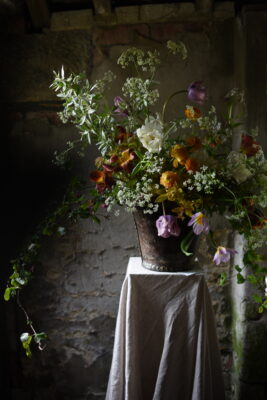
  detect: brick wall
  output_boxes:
[1,3,266,400]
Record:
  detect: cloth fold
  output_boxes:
[106,257,225,400]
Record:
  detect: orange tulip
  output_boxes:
[185,158,199,172]
[160,171,179,188]
[185,136,202,150]
[89,170,105,183]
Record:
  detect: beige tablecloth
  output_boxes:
[106,257,225,400]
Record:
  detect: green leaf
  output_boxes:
[20,333,32,358]
[131,162,143,175]
[219,272,228,286]
[34,332,47,343]
[234,265,242,272]
[247,274,258,285]
[4,287,11,301]
[252,294,262,304]
[237,273,245,284]
[155,194,168,203]
[135,150,144,160]
[92,215,100,224]
[180,230,195,256]
[42,226,53,236]
[258,306,264,313]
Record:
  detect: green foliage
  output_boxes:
[5,40,267,357]
[219,271,228,286]
[50,68,116,160]
[20,331,47,358]
[20,333,33,358]
[4,177,103,355]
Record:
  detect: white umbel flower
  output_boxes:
[136,115,163,153]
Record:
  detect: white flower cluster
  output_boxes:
[122,78,159,111]
[226,210,246,222]
[143,152,165,174]
[183,166,223,194]
[247,148,266,170]
[178,106,222,136]
[225,88,245,104]
[197,108,222,135]
[167,40,187,60]
[246,224,267,250]
[105,176,159,214]
[117,47,160,73]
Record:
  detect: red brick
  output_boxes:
[150,22,205,42]
[150,23,184,42]
[131,23,150,39]
[93,26,132,46]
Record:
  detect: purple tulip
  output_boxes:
[213,246,237,266]
[188,212,209,235]
[187,81,207,104]
[156,215,181,238]
[114,96,128,117]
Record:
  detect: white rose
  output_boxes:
[231,164,252,184]
[136,115,163,153]
[227,151,252,184]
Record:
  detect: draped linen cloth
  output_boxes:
[106,257,225,400]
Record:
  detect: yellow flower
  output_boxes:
[172,200,195,218]
[166,186,184,202]
[171,144,189,166]
[184,105,201,120]
[118,149,135,171]
[160,171,179,188]
[89,170,105,183]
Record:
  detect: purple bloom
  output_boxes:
[213,246,237,266]
[188,212,209,235]
[187,81,207,104]
[156,215,181,238]
[114,96,128,117]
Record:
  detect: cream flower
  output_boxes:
[136,115,163,153]
[227,151,252,184]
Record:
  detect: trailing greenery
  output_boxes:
[4,40,267,356]
[4,177,104,356]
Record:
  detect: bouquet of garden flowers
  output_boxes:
[50,42,267,309]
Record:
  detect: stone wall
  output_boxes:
[1,3,266,400]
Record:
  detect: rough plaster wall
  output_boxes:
[229,10,267,400]
[1,15,239,400]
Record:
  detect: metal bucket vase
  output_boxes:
[133,208,197,272]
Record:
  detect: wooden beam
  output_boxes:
[92,0,111,15]
[195,0,213,12]
[26,0,50,29]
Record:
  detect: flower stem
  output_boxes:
[162,201,166,215]
[208,230,218,249]
[162,90,187,123]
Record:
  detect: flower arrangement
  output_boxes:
[50,41,267,309]
[5,41,267,354]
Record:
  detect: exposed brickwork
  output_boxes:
[3,6,265,400]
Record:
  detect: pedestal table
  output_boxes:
[106,257,225,400]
